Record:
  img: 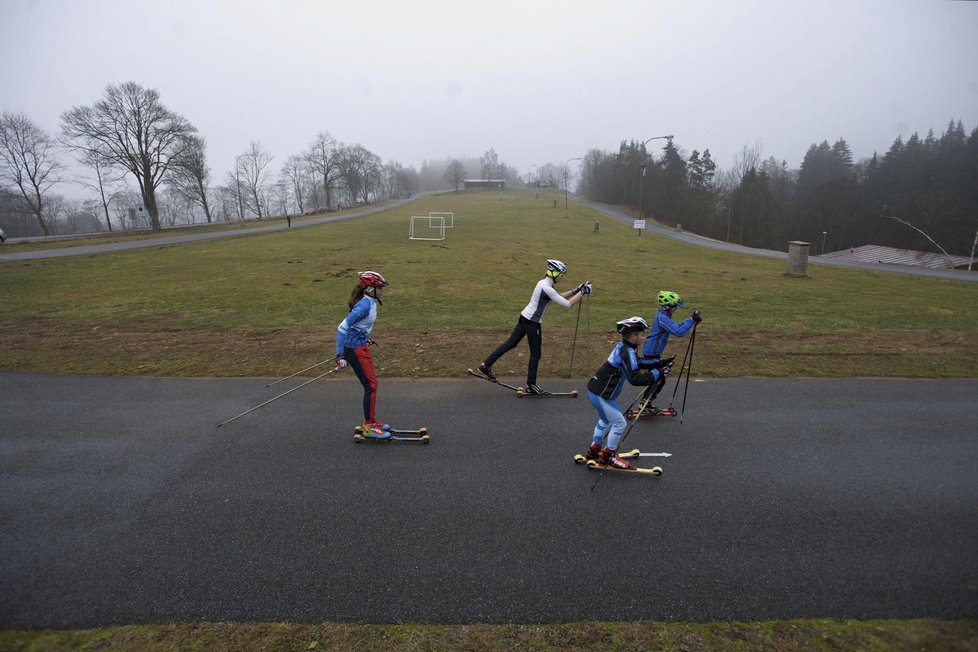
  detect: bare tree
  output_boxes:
[480,147,499,180]
[61,81,196,231]
[444,159,467,191]
[168,134,214,223]
[730,141,764,185]
[236,141,274,218]
[306,132,340,210]
[336,144,380,206]
[281,155,307,214]
[0,112,62,235]
[75,146,125,232]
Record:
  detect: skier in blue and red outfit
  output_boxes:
[583,317,670,469]
[336,270,390,439]
[478,259,591,394]
[639,290,702,414]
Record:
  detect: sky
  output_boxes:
[2,0,978,194]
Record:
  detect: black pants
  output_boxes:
[484,315,542,385]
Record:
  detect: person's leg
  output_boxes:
[483,317,528,369]
[525,320,543,386]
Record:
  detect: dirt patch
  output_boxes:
[1,318,976,378]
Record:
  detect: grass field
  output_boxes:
[1,189,976,379]
[2,618,977,651]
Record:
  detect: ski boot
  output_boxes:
[584,442,602,461]
[478,363,496,380]
[524,383,546,395]
[600,447,635,470]
[361,422,392,439]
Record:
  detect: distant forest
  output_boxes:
[579,120,978,258]
[1,81,975,257]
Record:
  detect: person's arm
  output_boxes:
[660,312,695,337]
[336,301,368,356]
[623,347,659,386]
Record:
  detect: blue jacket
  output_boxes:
[336,295,378,355]
[587,340,661,400]
[642,308,694,358]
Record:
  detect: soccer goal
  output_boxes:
[428,211,454,228]
[409,215,445,240]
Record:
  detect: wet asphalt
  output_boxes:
[1,371,976,627]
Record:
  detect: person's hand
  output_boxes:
[336,357,348,368]
[661,364,670,377]
[692,310,703,323]
[577,281,593,295]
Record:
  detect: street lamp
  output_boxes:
[638,134,673,220]
[564,157,582,212]
[821,231,828,255]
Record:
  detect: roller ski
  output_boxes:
[467,366,523,393]
[576,444,662,475]
[573,448,640,464]
[517,383,578,398]
[624,405,678,420]
[353,423,430,444]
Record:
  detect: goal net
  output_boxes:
[409,215,445,240]
[428,211,454,228]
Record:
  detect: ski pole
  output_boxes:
[668,323,696,407]
[218,365,342,428]
[679,324,697,424]
[568,298,583,377]
[265,358,334,387]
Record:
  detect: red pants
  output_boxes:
[344,344,378,422]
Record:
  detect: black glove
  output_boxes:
[692,310,702,324]
[577,281,593,295]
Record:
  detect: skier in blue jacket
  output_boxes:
[639,290,702,414]
[583,317,670,470]
[336,270,390,438]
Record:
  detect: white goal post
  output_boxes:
[428,211,454,228]
[409,215,445,240]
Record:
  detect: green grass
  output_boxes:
[2,618,976,651]
[1,188,976,378]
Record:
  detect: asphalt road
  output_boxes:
[2,371,976,627]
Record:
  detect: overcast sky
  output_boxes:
[3,0,977,190]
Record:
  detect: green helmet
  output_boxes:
[657,290,684,308]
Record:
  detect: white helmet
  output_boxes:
[546,259,567,277]
[616,316,649,334]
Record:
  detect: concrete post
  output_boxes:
[786,241,811,275]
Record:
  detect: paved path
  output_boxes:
[2,372,976,627]
[0,198,415,263]
[582,199,978,283]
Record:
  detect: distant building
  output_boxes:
[821,244,973,270]
[464,179,506,189]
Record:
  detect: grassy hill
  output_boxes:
[1,188,976,378]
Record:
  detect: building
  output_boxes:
[464,179,506,189]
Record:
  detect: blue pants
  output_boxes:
[587,391,627,451]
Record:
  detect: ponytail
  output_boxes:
[348,285,365,311]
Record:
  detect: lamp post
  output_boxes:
[638,134,673,219]
[564,157,582,212]
[821,231,828,255]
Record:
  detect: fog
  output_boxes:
[2,0,977,188]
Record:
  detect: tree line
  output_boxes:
[579,120,978,259]
[0,82,522,237]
